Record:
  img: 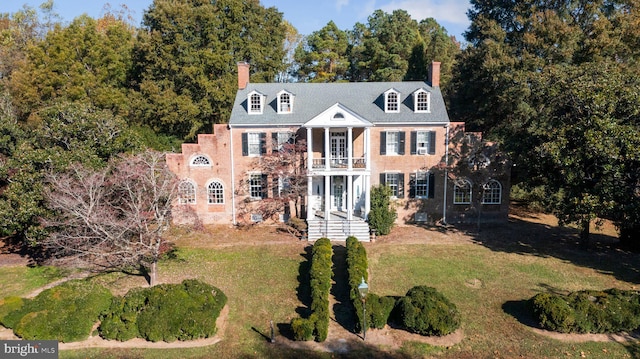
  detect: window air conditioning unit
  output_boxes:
[417,148,428,155]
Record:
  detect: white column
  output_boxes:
[365,128,371,171]
[307,176,313,220]
[364,174,371,220]
[324,175,331,219]
[347,174,353,220]
[307,127,313,171]
[347,127,353,170]
[324,127,330,170]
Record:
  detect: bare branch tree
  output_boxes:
[43,149,181,285]
[236,131,307,230]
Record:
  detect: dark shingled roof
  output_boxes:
[228,81,450,127]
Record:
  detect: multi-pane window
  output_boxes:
[385,173,400,198]
[249,174,264,199]
[274,132,292,151]
[414,172,429,198]
[248,132,261,156]
[249,93,262,113]
[482,180,501,204]
[386,91,399,112]
[190,155,210,166]
[415,91,430,112]
[279,93,291,113]
[386,131,399,155]
[417,131,429,153]
[178,180,196,204]
[207,181,224,204]
[454,180,472,204]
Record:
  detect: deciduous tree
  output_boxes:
[43,150,180,286]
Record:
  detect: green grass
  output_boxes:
[0,265,67,297]
[2,220,639,358]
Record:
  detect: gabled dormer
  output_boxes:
[413,88,431,113]
[247,90,265,115]
[384,88,400,113]
[277,90,294,114]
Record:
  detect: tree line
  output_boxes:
[0,0,638,281]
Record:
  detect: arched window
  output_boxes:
[279,92,292,113]
[482,180,502,204]
[190,155,211,166]
[178,180,196,204]
[414,89,430,113]
[385,89,399,113]
[207,180,224,204]
[453,179,472,204]
[248,91,264,114]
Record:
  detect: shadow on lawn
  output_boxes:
[453,215,640,286]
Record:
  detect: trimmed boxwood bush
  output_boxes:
[396,286,461,336]
[346,236,396,331]
[529,289,640,334]
[291,317,314,341]
[1,280,113,342]
[100,279,227,342]
[291,238,332,342]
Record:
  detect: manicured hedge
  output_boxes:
[100,279,227,342]
[291,238,332,342]
[529,289,640,334]
[0,280,113,342]
[346,236,396,331]
[396,286,461,336]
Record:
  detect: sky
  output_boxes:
[2,0,471,42]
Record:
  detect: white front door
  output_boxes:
[332,176,345,211]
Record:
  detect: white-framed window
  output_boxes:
[414,89,430,113]
[413,171,429,198]
[386,131,399,155]
[207,180,224,204]
[190,155,211,166]
[482,180,502,204]
[178,180,196,204]
[278,91,293,113]
[381,172,404,198]
[273,131,293,152]
[248,91,264,114]
[385,89,400,113]
[416,131,430,154]
[247,132,261,156]
[249,174,265,199]
[454,179,472,204]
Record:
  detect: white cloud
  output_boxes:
[356,0,378,22]
[379,0,470,25]
[335,0,350,12]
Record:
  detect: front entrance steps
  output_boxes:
[307,213,370,241]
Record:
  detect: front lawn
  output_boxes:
[1,213,638,358]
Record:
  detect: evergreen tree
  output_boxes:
[130,0,287,140]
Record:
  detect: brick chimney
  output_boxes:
[237,61,250,90]
[429,61,441,87]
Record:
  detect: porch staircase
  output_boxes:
[307,214,371,241]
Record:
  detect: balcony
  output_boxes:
[311,157,367,170]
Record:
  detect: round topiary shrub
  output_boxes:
[5,280,113,342]
[529,289,640,334]
[100,279,227,342]
[396,286,460,336]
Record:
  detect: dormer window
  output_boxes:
[277,90,294,114]
[248,91,265,114]
[385,89,400,113]
[190,155,211,166]
[414,89,430,113]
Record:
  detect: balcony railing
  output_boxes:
[311,157,367,169]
